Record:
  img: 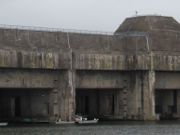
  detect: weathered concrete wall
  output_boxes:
[75,53,180,71]
[0,49,70,69]
[150,31,180,52]
[142,71,156,120]
[57,70,75,121]
[156,72,180,89]
[0,28,148,53]
[76,71,128,88]
[114,89,127,119]
[0,28,150,70]
[0,29,69,51]
[126,71,142,120]
[120,71,156,120]
[74,53,151,70]
[0,69,61,88]
[153,54,180,71]
[1,26,180,71]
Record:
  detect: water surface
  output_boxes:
[1,121,180,135]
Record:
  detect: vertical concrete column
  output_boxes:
[122,85,128,119]
[53,89,59,119]
[176,91,180,117]
[127,71,142,120]
[57,70,75,121]
[57,50,76,121]
[143,71,156,120]
[49,88,59,122]
[67,70,76,121]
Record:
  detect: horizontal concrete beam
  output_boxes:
[76,71,128,88]
[1,49,180,71]
[75,53,180,71]
[0,49,71,69]
[0,69,62,88]
[74,53,150,70]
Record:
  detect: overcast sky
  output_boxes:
[0,0,179,32]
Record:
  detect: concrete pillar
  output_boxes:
[122,87,128,119]
[176,91,180,117]
[67,70,76,121]
[142,71,156,120]
[49,89,59,121]
[58,70,75,121]
[127,71,143,120]
[127,71,156,120]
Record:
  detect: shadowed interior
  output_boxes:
[0,88,51,122]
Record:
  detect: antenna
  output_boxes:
[135,11,138,16]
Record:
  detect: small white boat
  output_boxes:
[0,122,8,126]
[77,118,99,124]
[75,116,99,124]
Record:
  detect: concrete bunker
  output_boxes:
[0,16,180,122]
[76,89,122,120]
[0,88,51,122]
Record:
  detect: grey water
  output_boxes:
[1,121,180,135]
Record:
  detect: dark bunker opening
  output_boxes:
[0,88,51,122]
[76,89,122,120]
[155,89,178,120]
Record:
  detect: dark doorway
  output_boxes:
[76,89,119,119]
[155,89,178,120]
[85,96,89,115]
[15,97,21,117]
[112,95,115,115]
[0,88,51,122]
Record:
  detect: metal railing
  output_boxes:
[0,24,114,35]
[0,24,151,39]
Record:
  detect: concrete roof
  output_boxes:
[0,16,180,54]
[115,16,180,53]
[115,16,180,33]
